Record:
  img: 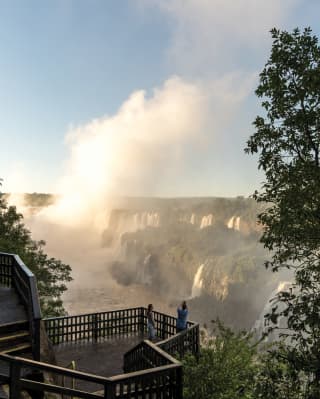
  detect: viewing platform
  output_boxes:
[0,252,200,399]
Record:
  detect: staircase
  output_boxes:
[0,286,32,397]
[0,286,32,358]
[0,321,31,357]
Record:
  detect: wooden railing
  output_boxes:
[158,322,200,357]
[141,308,177,339]
[0,349,183,399]
[0,252,41,361]
[124,340,174,373]
[44,307,200,360]
[44,307,143,344]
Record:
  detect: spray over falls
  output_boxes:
[16,194,281,330]
[191,264,204,298]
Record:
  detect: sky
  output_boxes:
[1,0,320,197]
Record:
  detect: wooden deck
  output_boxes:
[54,333,149,392]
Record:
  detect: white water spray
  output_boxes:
[191,264,204,297]
[252,281,292,339]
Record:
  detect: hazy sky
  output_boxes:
[1,0,319,197]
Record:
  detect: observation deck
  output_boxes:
[0,252,200,399]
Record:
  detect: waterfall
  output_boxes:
[227,216,240,230]
[252,281,292,340]
[227,216,235,229]
[191,264,204,298]
[200,214,213,229]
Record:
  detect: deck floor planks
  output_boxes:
[53,334,149,392]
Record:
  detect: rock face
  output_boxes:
[103,197,261,249]
[20,194,280,331]
[101,197,283,330]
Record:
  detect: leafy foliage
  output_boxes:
[246,27,320,395]
[0,193,72,317]
[254,344,307,399]
[183,321,257,399]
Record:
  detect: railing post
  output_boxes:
[33,318,41,361]
[93,314,99,341]
[163,315,168,339]
[195,324,200,359]
[105,381,116,399]
[9,361,21,399]
[176,366,183,399]
[139,307,145,335]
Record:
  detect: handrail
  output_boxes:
[123,339,180,373]
[157,323,200,358]
[62,360,76,399]
[0,350,182,399]
[12,254,41,320]
[125,339,180,365]
[0,252,42,361]
[44,306,200,360]
[44,307,144,344]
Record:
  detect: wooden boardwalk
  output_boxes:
[54,334,148,392]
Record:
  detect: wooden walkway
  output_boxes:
[54,334,148,392]
[0,287,27,324]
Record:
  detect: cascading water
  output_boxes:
[252,281,292,340]
[190,214,196,225]
[227,215,240,231]
[191,264,204,297]
[127,211,160,231]
[227,216,235,229]
[200,214,213,229]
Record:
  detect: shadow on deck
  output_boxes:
[54,333,152,391]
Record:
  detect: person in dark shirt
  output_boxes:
[176,301,188,333]
[147,303,155,340]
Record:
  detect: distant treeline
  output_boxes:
[3,193,56,207]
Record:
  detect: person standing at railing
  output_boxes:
[176,301,188,333]
[147,303,156,341]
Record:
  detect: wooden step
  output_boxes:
[0,321,28,336]
[0,343,32,355]
[0,331,30,351]
[0,331,29,343]
[0,385,8,399]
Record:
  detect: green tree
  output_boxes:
[254,344,306,399]
[246,27,320,397]
[0,192,72,317]
[183,321,257,399]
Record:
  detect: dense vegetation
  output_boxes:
[0,189,72,316]
[246,27,320,397]
[183,27,320,399]
[183,322,257,399]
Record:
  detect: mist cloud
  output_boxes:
[141,0,299,76]
[41,74,252,228]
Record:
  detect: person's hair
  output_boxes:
[182,301,187,310]
[147,303,153,312]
